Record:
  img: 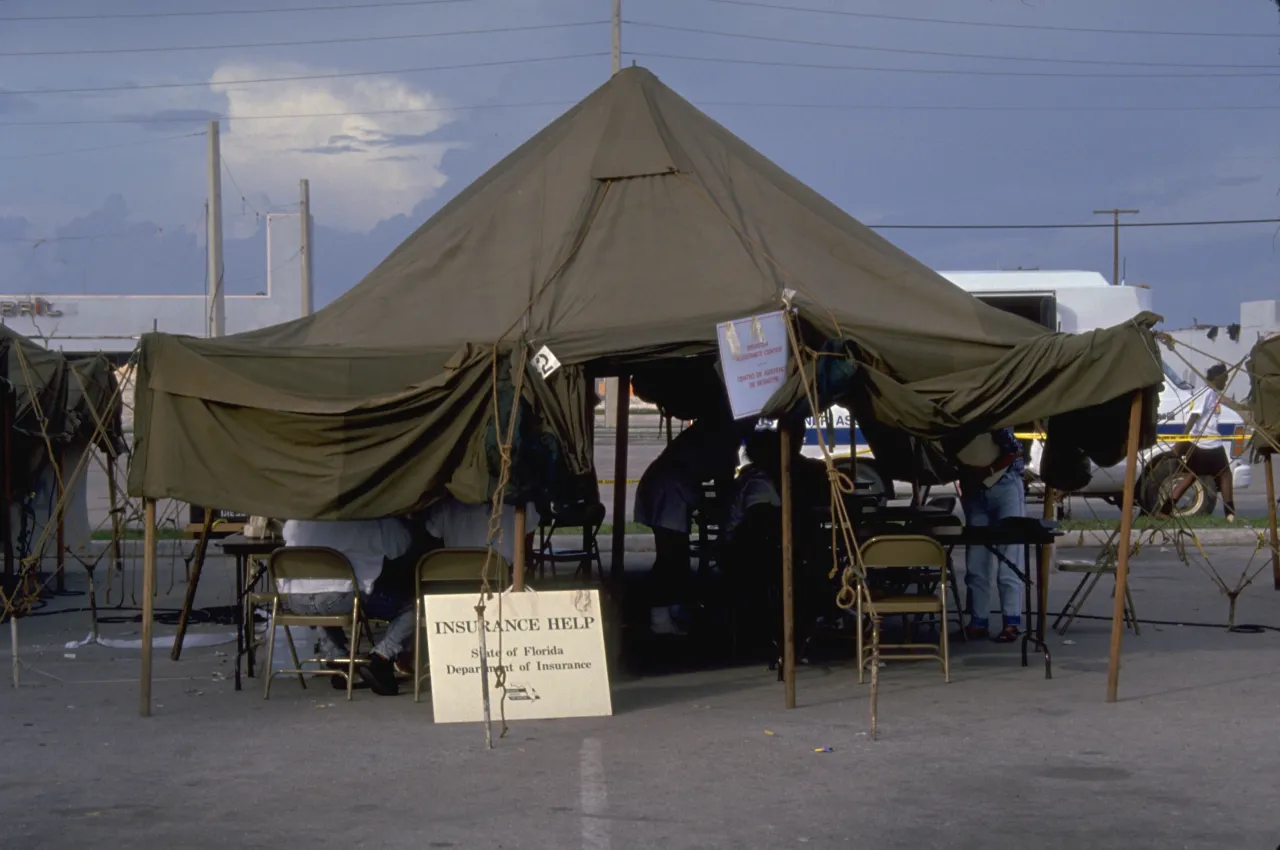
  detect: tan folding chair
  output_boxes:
[413,547,511,703]
[262,547,368,701]
[856,535,951,735]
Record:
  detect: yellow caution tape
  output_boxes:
[597,478,642,485]
[1012,431,1248,443]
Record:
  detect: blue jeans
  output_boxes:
[961,469,1025,628]
[286,589,415,660]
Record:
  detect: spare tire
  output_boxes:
[1139,455,1218,518]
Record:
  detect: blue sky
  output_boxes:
[1,0,1278,327]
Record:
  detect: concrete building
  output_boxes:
[0,269,308,360]
[1166,300,1280,398]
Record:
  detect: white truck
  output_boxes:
[799,271,1250,516]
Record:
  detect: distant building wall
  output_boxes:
[1166,300,1280,400]
[0,267,307,355]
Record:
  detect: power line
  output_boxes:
[0,131,204,160]
[0,53,608,97]
[0,100,576,126]
[0,228,167,245]
[7,97,1280,129]
[0,100,577,127]
[0,21,608,58]
[869,217,1280,231]
[626,21,1280,69]
[220,155,265,221]
[700,101,1280,113]
[632,51,1280,78]
[696,0,1280,39]
[0,0,478,22]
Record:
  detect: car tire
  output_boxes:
[1139,455,1218,518]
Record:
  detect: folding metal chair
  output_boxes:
[535,502,605,581]
[262,547,367,701]
[1053,559,1139,636]
[413,547,511,703]
[856,535,951,736]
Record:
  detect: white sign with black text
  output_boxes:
[716,310,790,420]
[423,589,612,723]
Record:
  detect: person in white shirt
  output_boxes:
[421,496,539,572]
[279,517,414,695]
[1161,363,1237,521]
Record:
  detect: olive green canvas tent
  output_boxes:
[1248,334,1280,455]
[128,67,1163,519]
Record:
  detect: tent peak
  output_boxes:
[590,65,688,181]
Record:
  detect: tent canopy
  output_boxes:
[1249,334,1280,454]
[128,67,1162,520]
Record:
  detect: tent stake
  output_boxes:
[55,448,65,593]
[781,426,796,709]
[10,614,17,689]
[609,377,629,582]
[1038,486,1056,645]
[1265,452,1279,591]
[140,498,156,717]
[513,504,526,591]
[1106,390,1144,703]
[105,455,123,605]
[2,395,11,578]
[171,510,214,660]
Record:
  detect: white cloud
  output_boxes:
[210,62,461,232]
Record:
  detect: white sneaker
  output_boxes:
[651,606,688,636]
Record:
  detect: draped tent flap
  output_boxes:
[127,66,1165,519]
[1249,334,1280,453]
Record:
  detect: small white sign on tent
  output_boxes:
[716,310,790,420]
[424,588,612,723]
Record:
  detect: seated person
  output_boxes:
[723,429,783,545]
[278,517,414,696]
[421,495,540,574]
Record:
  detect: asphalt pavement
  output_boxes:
[3,546,1280,849]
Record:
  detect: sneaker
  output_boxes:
[650,606,688,637]
[360,653,400,696]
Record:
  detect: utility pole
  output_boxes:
[604,0,622,426]
[611,0,621,75]
[1093,208,1138,287]
[207,120,225,337]
[299,179,313,316]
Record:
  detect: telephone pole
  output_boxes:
[207,120,225,337]
[299,179,313,316]
[1093,208,1138,286]
[611,0,621,75]
[604,0,623,426]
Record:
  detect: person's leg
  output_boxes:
[990,474,1026,633]
[363,588,416,660]
[285,592,353,657]
[650,528,691,634]
[961,492,993,635]
[1214,451,1236,519]
[353,588,414,696]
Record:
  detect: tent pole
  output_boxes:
[105,454,123,604]
[1106,390,1144,704]
[1,394,11,578]
[54,448,65,593]
[140,498,156,717]
[171,509,214,660]
[780,426,796,709]
[609,376,629,582]
[1265,452,1279,590]
[1038,487,1056,645]
[513,504,527,591]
